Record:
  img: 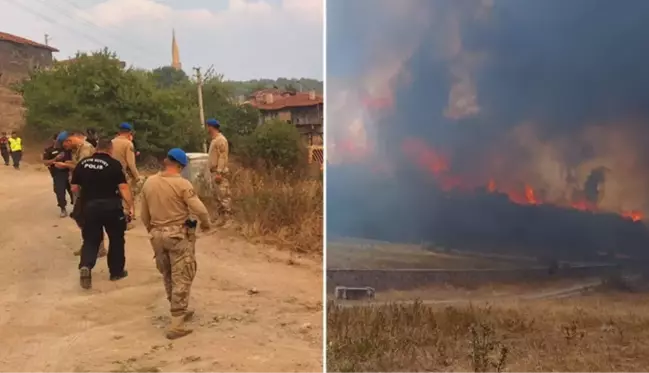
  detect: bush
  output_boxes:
[200,164,322,254]
[238,119,308,170]
[16,49,256,158]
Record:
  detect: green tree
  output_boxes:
[151,66,190,88]
[239,119,307,170]
[17,50,201,156]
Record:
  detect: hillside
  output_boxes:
[0,85,24,132]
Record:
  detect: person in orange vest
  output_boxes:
[8,131,23,170]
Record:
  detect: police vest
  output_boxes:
[8,138,22,152]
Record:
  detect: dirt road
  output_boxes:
[335,280,602,309]
[0,165,323,372]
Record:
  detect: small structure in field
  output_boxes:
[335,286,376,301]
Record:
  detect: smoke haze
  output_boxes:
[326,0,649,259]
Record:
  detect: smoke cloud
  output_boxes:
[326,0,649,260]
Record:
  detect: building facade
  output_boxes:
[0,32,58,83]
[247,89,324,145]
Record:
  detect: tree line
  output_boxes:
[16,49,312,169]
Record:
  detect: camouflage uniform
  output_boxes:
[69,141,107,257]
[140,171,211,339]
[150,225,197,314]
[208,133,231,220]
[111,136,140,229]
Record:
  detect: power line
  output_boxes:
[2,0,110,50]
[50,0,165,64]
[3,0,168,68]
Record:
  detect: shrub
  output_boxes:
[237,119,308,171]
[201,164,322,254]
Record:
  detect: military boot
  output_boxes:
[183,309,195,321]
[79,266,92,289]
[166,315,193,340]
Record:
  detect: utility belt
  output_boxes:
[151,219,198,238]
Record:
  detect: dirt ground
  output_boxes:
[0,165,323,372]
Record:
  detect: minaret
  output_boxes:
[171,29,181,70]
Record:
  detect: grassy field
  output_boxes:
[327,292,649,372]
[326,278,600,303]
[327,239,528,269]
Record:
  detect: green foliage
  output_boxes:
[151,66,190,88]
[225,77,323,97]
[16,51,261,157]
[238,119,307,170]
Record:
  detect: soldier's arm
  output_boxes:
[70,162,82,193]
[182,184,211,229]
[207,140,218,173]
[113,165,134,213]
[64,145,94,169]
[42,150,54,166]
[215,139,227,173]
[126,143,140,179]
[140,188,152,231]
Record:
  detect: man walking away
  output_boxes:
[57,130,107,257]
[140,148,211,339]
[0,132,9,166]
[205,118,232,226]
[71,138,133,289]
[111,122,140,230]
[8,131,22,170]
[42,133,73,217]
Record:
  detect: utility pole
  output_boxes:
[194,67,207,153]
[44,34,50,46]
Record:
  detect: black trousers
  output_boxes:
[51,171,72,209]
[10,151,21,169]
[79,199,126,276]
[1,150,8,165]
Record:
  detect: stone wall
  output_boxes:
[0,41,54,78]
[326,265,618,293]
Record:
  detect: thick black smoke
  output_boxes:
[327,0,649,260]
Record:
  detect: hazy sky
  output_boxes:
[1,0,323,80]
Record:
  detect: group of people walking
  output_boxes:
[37,118,231,340]
[0,131,23,169]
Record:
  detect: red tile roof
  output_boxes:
[0,31,59,52]
[247,91,323,111]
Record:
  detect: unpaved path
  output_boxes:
[336,280,602,308]
[0,165,323,372]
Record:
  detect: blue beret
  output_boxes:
[205,118,220,128]
[56,131,69,142]
[167,148,188,167]
[119,122,133,131]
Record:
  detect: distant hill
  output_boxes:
[225,78,323,97]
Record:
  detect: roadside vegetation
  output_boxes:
[16,49,322,254]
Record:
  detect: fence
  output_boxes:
[308,145,324,170]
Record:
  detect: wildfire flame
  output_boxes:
[400,137,644,222]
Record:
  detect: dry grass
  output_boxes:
[327,293,649,372]
[327,241,525,270]
[229,167,322,254]
[216,165,322,255]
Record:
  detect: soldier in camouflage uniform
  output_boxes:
[140,148,211,340]
[56,130,108,258]
[111,122,140,230]
[205,118,232,226]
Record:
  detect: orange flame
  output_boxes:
[401,137,644,222]
[621,210,643,222]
